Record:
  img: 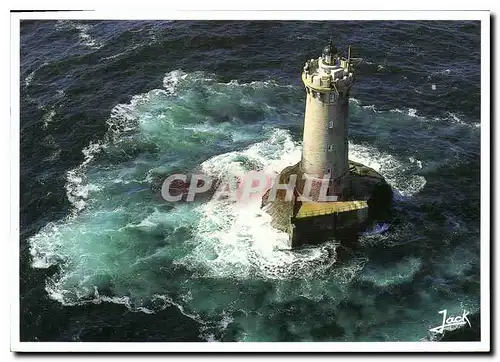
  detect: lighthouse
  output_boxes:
[300,41,353,201]
[261,42,393,248]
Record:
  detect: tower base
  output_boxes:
[261,160,393,248]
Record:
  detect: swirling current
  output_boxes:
[20,20,481,342]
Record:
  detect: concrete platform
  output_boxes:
[261,160,392,247]
[295,200,368,219]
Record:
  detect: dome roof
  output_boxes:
[322,41,338,57]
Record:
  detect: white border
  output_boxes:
[13,10,492,20]
[10,10,490,353]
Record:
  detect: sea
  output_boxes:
[20,20,481,342]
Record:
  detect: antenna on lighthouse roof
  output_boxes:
[329,37,337,55]
[347,45,351,72]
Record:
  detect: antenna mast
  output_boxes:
[347,45,351,73]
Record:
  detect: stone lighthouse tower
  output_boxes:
[261,42,392,248]
[300,41,354,201]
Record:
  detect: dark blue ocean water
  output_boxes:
[20,20,481,342]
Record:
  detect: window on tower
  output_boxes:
[328,145,334,152]
[328,121,334,128]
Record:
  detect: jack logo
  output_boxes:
[429,309,471,334]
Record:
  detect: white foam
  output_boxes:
[407,108,418,117]
[390,108,419,118]
[430,68,452,77]
[41,109,56,129]
[162,70,187,94]
[409,156,423,169]
[388,106,480,129]
[101,44,141,61]
[30,222,62,268]
[74,23,103,50]
[226,78,295,90]
[65,142,105,213]
[24,62,49,88]
[349,142,426,197]
[444,111,480,129]
[44,278,206,327]
[24,70,36,88]
[55,20,103,50]
[362,104,379,112]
